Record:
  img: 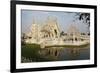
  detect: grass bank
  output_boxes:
[21,44,56,63]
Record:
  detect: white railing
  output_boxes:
[40,38,90,48]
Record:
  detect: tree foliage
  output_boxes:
[76,13,90,27]
[21,33,27,45]
[75,13,90,33]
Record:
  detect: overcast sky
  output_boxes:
[21,10,89,33]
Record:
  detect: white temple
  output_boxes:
[24,17,90,48]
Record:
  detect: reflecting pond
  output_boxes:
[38,45,90,61]
[21,44,90,63]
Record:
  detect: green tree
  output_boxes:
[21,33,27,45]
[60,31,64,36]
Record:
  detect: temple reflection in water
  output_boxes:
[38,45,90,61]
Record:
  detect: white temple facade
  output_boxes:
[24,17,90,48]
[25,17,60,44]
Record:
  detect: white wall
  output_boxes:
[0,0,99,73]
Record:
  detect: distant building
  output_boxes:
[65,24,81,42]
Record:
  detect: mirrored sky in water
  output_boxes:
[21,10,89,33]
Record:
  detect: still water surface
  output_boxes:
[39,45,90,61]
